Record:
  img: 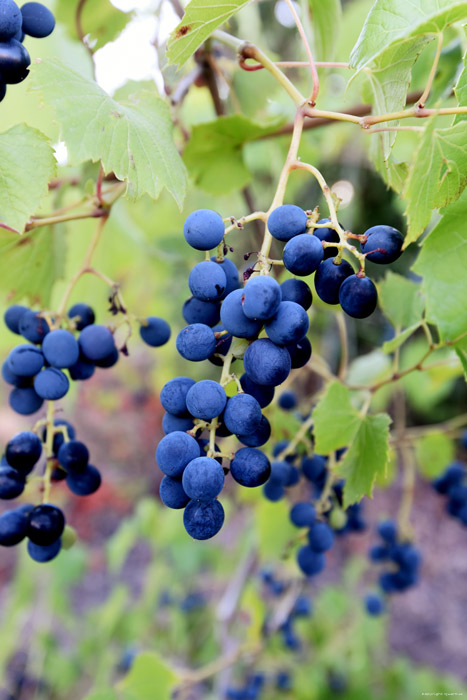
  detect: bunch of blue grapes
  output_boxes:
[432,460,467,525]
[226,670,292,699]
[0,302,170,562]
[366,520,422,614]
[0,0,55,102]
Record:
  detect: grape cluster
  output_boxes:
[0,1,55,102]
[432,460,467,525]
[261,569,313,650]
[1,302,171,562]
[226,670,292,699]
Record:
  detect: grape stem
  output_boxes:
[42,401,56,504]
[283,0,319,104]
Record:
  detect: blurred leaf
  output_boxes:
[412,190,467,341]
[83,692,118,700]
[375,446,397,488]
[0,125,56,233]
[255,499,295,559]
[340,413,392,507]
[454,47,467,123]
[0,225,66,306]
[431,39,463,105]
[56,0,129,49]
[313,382,361,453]
[455,347,467,379]
[378,272,425,328]
[415,432,455,477]
[119,652,178,700]
[308,0,342,61]
[30,60,187,207]
[167,0,252,67]
[348,350,392,386]
[382,323,422,354]
[241,586,266,646]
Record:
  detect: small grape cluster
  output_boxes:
[261,569,313,650]
[226,670,292,699]
[432,461,467,525]
[1,302,171,562]
[366,520,422,613]
[0,0,55,102]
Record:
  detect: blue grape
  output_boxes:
[230,447,271,487]
[67,302,95,330]
[185,379,227,421]
[41,419,76,455]
[220,289,262,339]
[159,475,190,509]
[188,260,227,301]
[79,324,116,361]
[176,323,216,361]
[21,2,56,38]
[268,205,307,241]
[361,225,404,264]
[290,502,316,528]
[27,504,65,546]
[263,480,285,501]
[243,338,291,386]
[66,464,101,496]
[314,257,354,305]
[268,460,292,485]
[183,499,224,540]
[7,344,44,376]
[242,275,282,320]
[2,359,31,386]
[183,209,225,251]
[9,386,43,414]
[0,0,22,41]
[265,301,309,345]
[210,256,240,297]
[297,546,325,576]
[5,431,42,475]
[302,455,326,483]
[237,415,271,447]
[139,317,171,347]
[364,593,385,616]
[4,304,28,333]
[280,278,312,310]
[313,218,340,259]
[308,521,334,552]
[160,376,196,416]
[42,329,80,368]
[283,233,324,275]
[0,507,29,546]
[339,275,378,319]
[162,412,194,434]
[18,310,49,343]
[156,431,200,478]
[369,544,389,562]
[27,538,62,563]
[57,440,89,472]
[286,337,312,368]
[182,457,225,501]
[279,391,297,410]
[0,38,30,84]
[377,520,397,544]
[69,354,95,381]
[34,367,69,400]
[209,323,232,365]
[0,465,25,499]
[239,373,275,408]
[182,298,220,327]
[276,671,292,691]
[223,393,262,435]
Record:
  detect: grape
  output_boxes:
[160,376,196,416]
[4,304,28,333]
[176,323,216,361]
[243,338,291,386]
[279,391,297,410]
[42,329,80,369]
[297,546,326,576]
[0,507,29,546]
[182,298,220,327]
[307,522,334,552]
[292,595,312,616]
[302,454,326,483]
[369,544,389,562]
[268,205,308,241]
[280,278,312,310]
[286,464,300,486]
[209,323,232,365]
[41,419,76,455]
[265,301,309,345]
[57,440,89,472]
[9,386,43,414]
[283,233,324,275]
[95,347,119,368]
[242,275,282,320]
[27,504,65,545]
[20,2,55,38]
[69,354,95,381]
[272,441,296,462]
[290,502,316,528]
[237,415,271,447]
[338,275,378,318]
[0,0,21,41]
[159,475,190,509]
[79,324,116,361]
[314,257,354,305]
[162,412,194,434]
[0,465,25,498]
[286,337,312,369]
[156,431,200,478]
[183,209,225,251]
[223,393,262,435]
[66,464,101,496]
[137,316,171,347]
[364,593,385,616]
[18,309,49,343]
[67,302,95,330]
[0,38,30,83]
[433,462,465,494]
[377,520,397,544]
[27,538,62,563]
[185,379,227,421]
[6,344,44,376]
[313,218,341,259]
[276,671,292,691]
[188,260,226,301]
[0,81,5,100]
[220,289,262,339]
[361,225,404,264]
[1,360,31,386]
[183,499,224,540]
[34,367,69,400]
[210,256,240,297]
[263,480,285,501]
[182,457,225,501]
[239,373,275,408]
[5,431,42,475]
[230,447,271,487]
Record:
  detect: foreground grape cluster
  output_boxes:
[0,303,171,562]
[0,0,55,102]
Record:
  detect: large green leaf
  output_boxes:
[30,59,187,207]
[350,0,467,71]
[0,226,66,306]
[167,0,252,68]
[339,413,392,507]
[0,125,56,233]
[412,190,467,341]
[308,0,342,61]
[313,382,361,454]
[378,271,425,328]
[55,0,129,50]
[119,652,178,700]
[183,115,284,195]
[403,119,467,245]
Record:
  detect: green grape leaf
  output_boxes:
[167,0,252,68]
[308,0,342,61]
[350,0,467,72]
[378,271,425,328]
[412,189,467,341]
[313,382,361,454]
[83,693,118,700]
[0,125,56,233]
[455,347,467,379]
[183,115,284,195]
[30,59,187,207]
[454,50,467,123]
[55,0,129,49]
[382,323,422,354]
[0,225,66,306]
[118,652,178,700]
[415,433,455,478]
[374,150,409,193]
[340,413,392,507]
[403,119,467,245]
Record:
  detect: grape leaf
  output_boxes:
[167,0,252,68]
[378,271,425,328]
[0,125,56,233]
[83,693,118,700]
[415,433,455,478]
[455,348,467,379]
[412,190,467,341]
[308,0,342,61]
[350,0,467,72]
[0,225,65,307]
[55,0,129,50]
[454,50,467,123]
[183,115,284,195]
[30,59,187,207]
[339,413,392,507]
[118,652,177,700]
[403,119,467,245]
[313,382,361,454]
